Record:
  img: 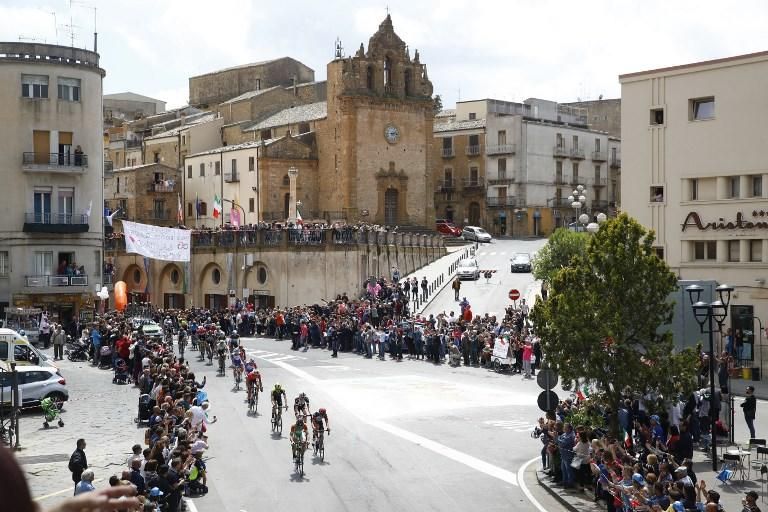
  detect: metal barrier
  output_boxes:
[263,230,283,246]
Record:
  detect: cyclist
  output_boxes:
[216,339,227,373]
[271,383,287,417]
[229,331,240,351]
[294,392,310,419]
[178,324,187,353]
[231,348,244,380]
[246,363,263,403]
[311,408,330,446]
[290,417,308,460]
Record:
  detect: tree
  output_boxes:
[531,214,699,435]
[433,94,443,114]
[531,228,588,284]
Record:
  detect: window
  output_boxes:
[255,79,261,91]
[34,189,52,223]
[468,134,479,147]
[442,137,452,150]
[650,108,664,125]
[750,240,763,262]
[153,152,159,163]
[212,268,221,284]
[0,251,8,276]
[187,165,192,179]
[572,135,579,149]
[555,160,562,176]
[693,241,716,261]
[298,122,310,134]
[170,269,179,284]
[249,156,255,172]
[116,177,120,194]
[58,187,74,221]
[384,56,392,86]
[231,159,237,172]
[572,163,579,182]
[594,138,601,152]
[187,203,193,218]
[199,163,205,177]
[690,97,715,120]
[650,186,664,202]
[57,77,80,101]
[258,267,267,284]
[468,113,476,120]
[21,74,48,98]
[653,247,664,260]
[497,130,507,145]
[753,176,763,197]
[260,129,271,140]
[181,135,186,145]
[199,202,208,216]
[133,269,141,284]
[690,179,698,200]
[498,158,507,177]
[366,66,374,90]
[249,198,255,212]
[214,161,221,176]
[34,251,53,275]
[594,165,601,182]
[469,166,479,184]
[729,176,740,198]
[556,133,563,148]
[444,168,453,187]
[728,240,740,262]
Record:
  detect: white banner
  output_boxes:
[492,337,511,360]
[123,221,191,262]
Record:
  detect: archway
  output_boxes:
[159,263,185,309]
[469,202,481,226]
[201,262,227,310]
[122,263,147,303]
[384,188,399,226]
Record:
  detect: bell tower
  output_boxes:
[322,15,435,226]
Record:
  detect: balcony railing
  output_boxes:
[22,152,88,169]
[552,197,575,208]
[145,209,171,220]
[462,177,485,189]
[610,158,621,169]
[23,212,89,233]
[553,145,568,158]
[591,177,607,187]
[555,175,570,185]
[486,144,516,155]
[591,151,607,161]
[486,196,518,207]
[487,177,514,186]
[570,148,585,159]
[437,179,455,192]
[224,170,240,182]
[288,229,325,245]
[441,147,455,158]
[126,139,142,149]
[465,145,483,156]
[148,182,176,193]
[25,275,88,287]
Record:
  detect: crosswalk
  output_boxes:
[246,349,355,372]
[482,419,537,433]
[475,251,506,256]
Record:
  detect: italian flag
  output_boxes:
[213,194,222,219]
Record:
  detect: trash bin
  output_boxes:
[743,367,752,380]
[752,367,761,381]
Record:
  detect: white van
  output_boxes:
[0,328,56,369]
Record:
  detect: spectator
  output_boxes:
[74,469,96,496]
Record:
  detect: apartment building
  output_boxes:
[435,98,619,236]
[621,50,768,365]
[0,42,105,326]
[103,163,182,227]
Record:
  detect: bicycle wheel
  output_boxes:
[319,439,324,462]
[277,415,282,434]
[254,392,259,413]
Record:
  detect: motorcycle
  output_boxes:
[65,337,90,362]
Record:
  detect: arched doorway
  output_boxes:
[384,188,398,226]
[469,202,481,226]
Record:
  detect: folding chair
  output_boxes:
[723,452,747,481]
[716,463,734,485]
[752,445,768,474]
[761,464,768,503]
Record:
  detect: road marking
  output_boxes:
[185,499,200,512]
[270,359,518,486]
[518,457,548,512]
[34,478,105,501]
[263,355,302,362]
[312,365,352,372]
[483,419,537,432]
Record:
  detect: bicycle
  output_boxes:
[233,367,242,391]
[293,441,306,476]
[247,386,259,414]
[217,354,226,376]
[207,343,214,365]
[314,428,330,462]
[272,404,286,434]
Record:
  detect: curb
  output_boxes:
[414,249,471,315]
[534,470,580,512]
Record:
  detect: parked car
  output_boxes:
[457,259,480,280]
[435,219,462,237]
[510,253,532,273]
[0,365,68,407]
[461,226,492,243]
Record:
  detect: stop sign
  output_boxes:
[508,289,520,301]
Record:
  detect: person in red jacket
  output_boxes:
[116,334,131,361]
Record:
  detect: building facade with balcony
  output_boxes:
[103,163,182,227]
[0,42,106,326]
[435,98,620,237]
[621,51,768,366]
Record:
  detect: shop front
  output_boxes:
[12,292,94,337]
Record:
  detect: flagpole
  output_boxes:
[220,150,224,229]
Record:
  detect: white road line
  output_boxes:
[264,355,301,362]
[518,456,548,512]
[270,359,518,486]
[185,499,199,512]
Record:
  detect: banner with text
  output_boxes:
[123,221,191,262]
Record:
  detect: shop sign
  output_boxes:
[682,211,768,232]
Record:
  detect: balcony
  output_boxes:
[224,170,240,182]
[552,197,575,208]
[23,213,89,233]
[145,209,171,221]
[610,158,621,169]
[25,275,88,287]
[555,174,570,185]
[553,145,568,158]
[486,143,516,155]
[591,150,607,162]
[441,147,455,158]
[148,182,177,193]
[465,145,483,157]
[591,177,607,187]
[488,176,514,186]
[22,152,88,173]
[437,179,455,192]
[462,177,485,190]
[570,147,585,160]
[126,139,142,149]
[486,196,518,208]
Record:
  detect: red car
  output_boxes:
[435,219,462,237]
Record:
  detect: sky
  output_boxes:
[1,0,767,110]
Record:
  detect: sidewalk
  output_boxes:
[398,245,473,315]
[535,442,765,512]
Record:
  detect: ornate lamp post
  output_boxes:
[568,184,587,231]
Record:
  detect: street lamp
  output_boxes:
[587,212,608,234]
[567,184,587,230]
[686,283,734,471]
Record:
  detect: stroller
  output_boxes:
[136,394,151,426]
[113,358,129,384]
[41,397,64,428]
[98,346,113,368]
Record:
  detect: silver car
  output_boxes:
[0,365,69,407]
[457,259,480,280]
[461,226,492,243]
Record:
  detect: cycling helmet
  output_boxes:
[319,408,326,414]
[300,392,307,398]
[19,329,25,337]
[274,383,282,390]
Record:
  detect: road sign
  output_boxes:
[537,369,559,390]
[537,390,559,412]
[509,289,520,301]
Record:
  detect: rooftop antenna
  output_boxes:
[334,37,343,59]
[458,87,461,102]
[70,0,97,51]
[19,35,46,43]
[50,11,58,44]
